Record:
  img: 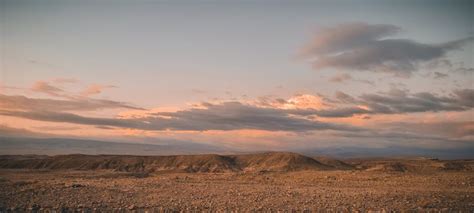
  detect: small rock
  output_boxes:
[71,183,85,188]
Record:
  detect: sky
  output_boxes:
[0,0,473,156]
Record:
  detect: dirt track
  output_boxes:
[1,169,473,211]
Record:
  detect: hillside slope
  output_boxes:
[1,153,472,173]
[233,152,331,172]
[0,152,330,173]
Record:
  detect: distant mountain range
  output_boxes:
[0,136,231,156]
[0,136,472,159]
[297,146,474,160]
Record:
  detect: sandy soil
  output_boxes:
[1,169,473,211]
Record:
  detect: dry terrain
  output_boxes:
[0,152,473,211]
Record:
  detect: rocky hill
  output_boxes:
[0,152,330,173]
[0,153,472,173]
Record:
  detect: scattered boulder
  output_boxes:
[71,183,85,188]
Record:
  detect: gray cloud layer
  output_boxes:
[357,89,474,114]
[301,22,473,76]
[0,102,360,132]
[276,89,474,118]
[2,89,472,132]
[1,89,472,132]
[323,89,474,117]
[0,94,143,112]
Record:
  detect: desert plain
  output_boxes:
[0,152,473,212]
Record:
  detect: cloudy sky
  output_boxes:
[0,0,473,155]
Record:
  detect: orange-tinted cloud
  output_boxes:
[80,84,116,97]
[31,81,66,97]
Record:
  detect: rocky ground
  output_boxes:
[1,169,473,211]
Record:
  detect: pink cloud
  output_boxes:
[80,84,116,97]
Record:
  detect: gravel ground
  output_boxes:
[0,169,473,211]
